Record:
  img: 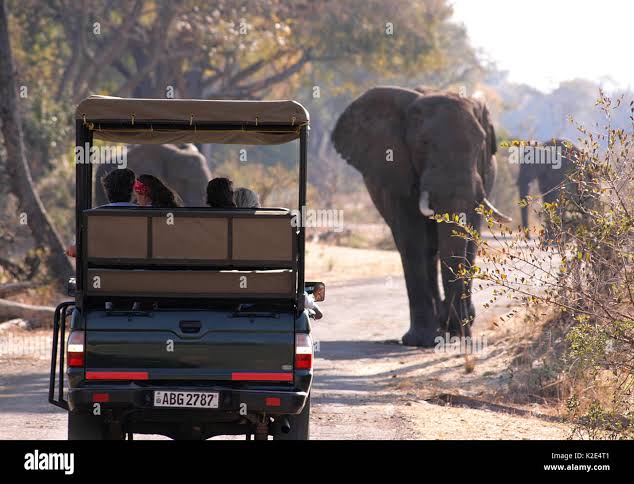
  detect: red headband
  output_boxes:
[134,180,149,196]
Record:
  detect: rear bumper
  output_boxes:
[68,383,309,416]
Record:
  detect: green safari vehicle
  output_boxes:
[49,96,324,440]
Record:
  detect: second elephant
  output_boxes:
[516,138,582,238]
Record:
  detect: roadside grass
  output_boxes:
[504,305,569,405]
[503,304,634,438]
[305,242,403,285]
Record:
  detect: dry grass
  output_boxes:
[374,304,571,424]
[503,305,570,405]
[501,304,634,438]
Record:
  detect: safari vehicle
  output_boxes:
[49,96,324,440]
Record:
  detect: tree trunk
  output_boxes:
[0,298,55,328]
[0,281,39,298]
[0,0,73,287]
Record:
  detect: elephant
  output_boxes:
[332,86,511,347]
[516,138,581,238]
[94,143,212,206]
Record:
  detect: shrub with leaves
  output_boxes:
[437,90,634,439]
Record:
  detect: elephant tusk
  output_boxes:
[419,191,435,218]
[482,198,512,223]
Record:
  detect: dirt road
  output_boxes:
[0,275,570,440]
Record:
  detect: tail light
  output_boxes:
[67,330,85,367]
[295,333,313,370]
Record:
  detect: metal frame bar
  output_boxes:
[87,121,304,132]
[49,301,75,410]
[296,126,307,312]
[75,120,92,309]
[74,121,309,312]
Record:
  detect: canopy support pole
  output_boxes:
[297,125,307,312]
[75,121,93,311]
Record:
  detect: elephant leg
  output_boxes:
[464,213,481,327]
[518,178,530,235]
[541,189,559,243]
[437,223,471,339]
[393,219,440,347]
[362,184,440,347]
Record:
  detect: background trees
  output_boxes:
[1,0,480,282]
[2,0,632,280]
[0,0,72,286]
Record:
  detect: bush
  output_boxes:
[440,91,634,439]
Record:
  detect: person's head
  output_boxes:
[101,168,135,203]
[234,187,261,208]
[206,177,236,208]
[135,174,182,208]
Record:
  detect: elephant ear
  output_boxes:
[482,102,497,156]
[331,86,420,189]
[470,99,497,195]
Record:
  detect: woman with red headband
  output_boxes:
[134,174,182,208]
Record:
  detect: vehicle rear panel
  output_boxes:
[84,310,295,382]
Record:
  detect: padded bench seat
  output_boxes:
[82,208,299,300]
[86,269,295,298]
[84,208,296,268]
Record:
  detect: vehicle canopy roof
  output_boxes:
[75,95,309,145]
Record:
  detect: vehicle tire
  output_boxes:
[274,394,310,440]
[68,412,107,440]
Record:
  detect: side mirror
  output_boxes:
[305,281,325,302]
[67,277,76,297]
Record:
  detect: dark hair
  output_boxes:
[206,177,236,208]
[101,168,135,203]
[138,174,182,208]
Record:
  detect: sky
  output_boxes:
[450,0,632,92]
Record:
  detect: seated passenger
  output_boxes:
[206,177,237,208]
[65,168,137,257]
[99,168,137,208]
[134,174,183,208]
[234,187,261,208]
[304,292,323,320]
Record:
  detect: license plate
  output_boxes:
[153,391,219,409]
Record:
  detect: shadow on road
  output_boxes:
[312,339,461,407]
[315,340,420,360]
[0,370,62,414]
